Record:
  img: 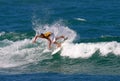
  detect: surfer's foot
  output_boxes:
[57,43,61,48]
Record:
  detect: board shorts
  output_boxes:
[43,32,56,43]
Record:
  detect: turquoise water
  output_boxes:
[0,0,120,80]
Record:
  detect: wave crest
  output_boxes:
[61,41,120,58]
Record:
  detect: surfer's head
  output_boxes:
[39,33,44,38]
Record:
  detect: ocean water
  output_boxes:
[0,0,120,81]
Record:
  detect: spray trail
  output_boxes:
[0,21,120,69]
[33,21,77,42]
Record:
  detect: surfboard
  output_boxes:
[51,37,68,55]
[51,47,61,55]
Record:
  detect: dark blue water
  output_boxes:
[1,73,120,81]
[0,0,120,81]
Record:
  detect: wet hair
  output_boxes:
[41,33,44,35]
[40,33,45,37]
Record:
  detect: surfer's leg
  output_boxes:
[55,36,65,40]
[53,41,61,48]
[56,36,68,41]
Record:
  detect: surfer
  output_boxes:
[32,32,67,49]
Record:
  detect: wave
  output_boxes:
[0,38,52,68]
[0,21,120,75]
[61,41,120,58]
[0,22,120,67]
[0,22,77,68]
[1,39,120,68]
[0,32,5,36]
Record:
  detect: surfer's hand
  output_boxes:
[32,40,36,43]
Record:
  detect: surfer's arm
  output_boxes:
[33,35,39,43]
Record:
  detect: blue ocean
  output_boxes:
[0,0,120,81]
